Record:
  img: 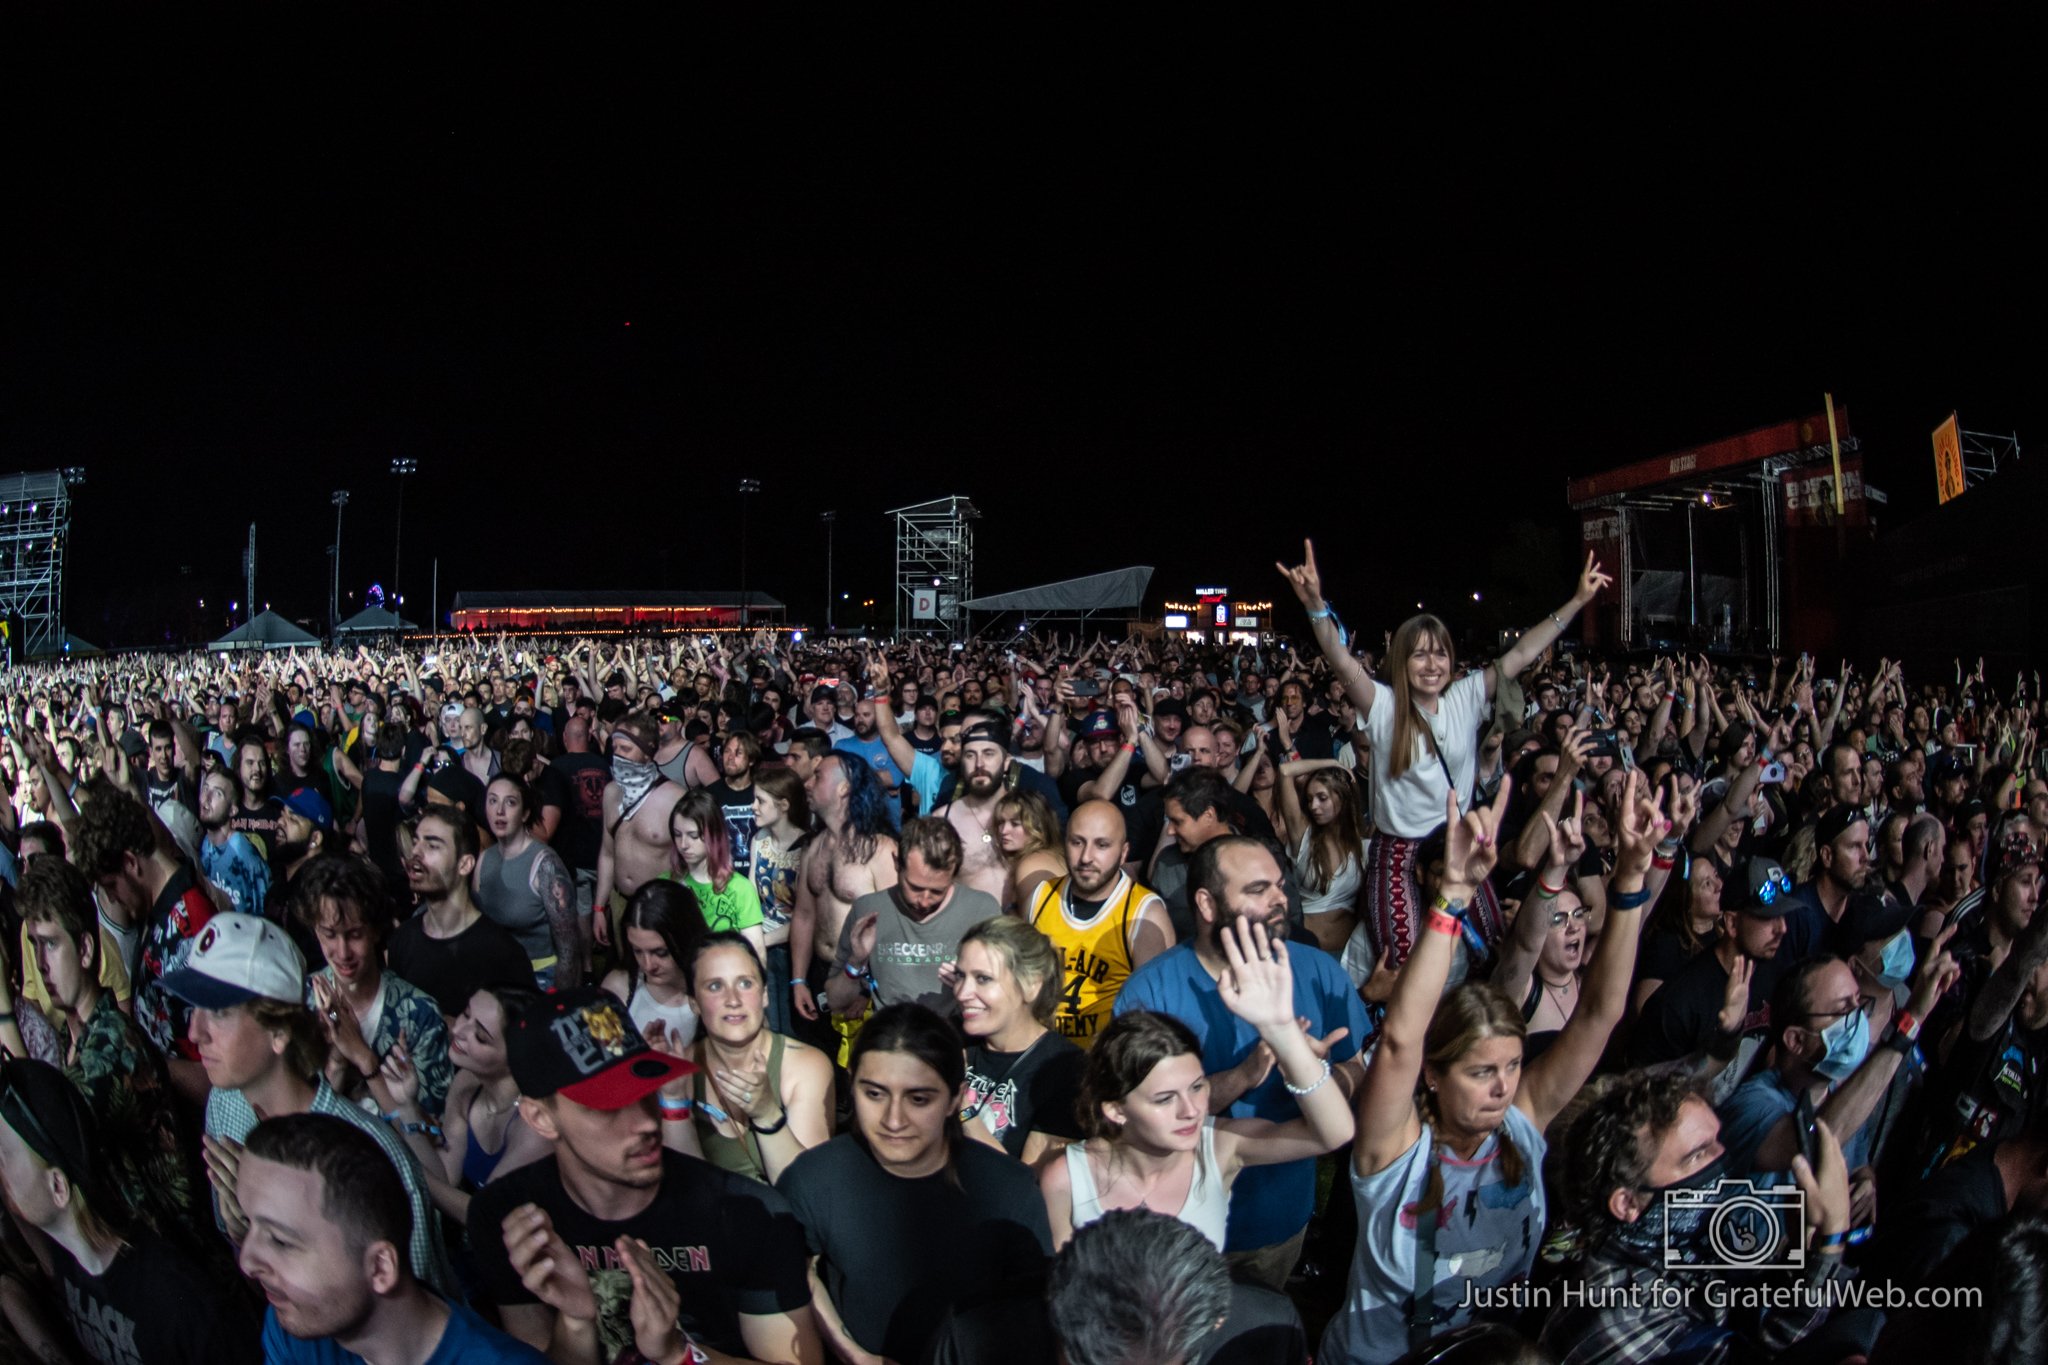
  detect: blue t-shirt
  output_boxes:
[1116,940,1373,1251]
[263,1299,550,1363]
[836,735,910,824]
[200,831,273,918]
[1718,1068,1879,1176]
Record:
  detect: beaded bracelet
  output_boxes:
[1283,1057,1333,1097]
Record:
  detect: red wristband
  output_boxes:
[1894,1008,1918,1040]
[1427,910,1461,937]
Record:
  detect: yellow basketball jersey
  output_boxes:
[1029,873,1155,1049]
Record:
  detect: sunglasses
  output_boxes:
[1753,867,1794,905]
[1547,905,1591,928]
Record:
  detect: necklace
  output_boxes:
[1540,974,1577,1015]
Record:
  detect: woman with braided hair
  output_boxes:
[1319,772,1662,1364]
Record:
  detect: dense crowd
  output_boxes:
[0,542,2041,1365]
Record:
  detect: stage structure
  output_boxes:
[0,469,84,659]
[964,566,1154,637]
[890,496,979,642]
[1567,411,1881,658]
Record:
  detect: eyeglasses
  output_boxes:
[1548,905,1592,928]
[1752,867,1794,905]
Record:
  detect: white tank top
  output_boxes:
[628,985,699,1051]
[1065,1121,1229,1251]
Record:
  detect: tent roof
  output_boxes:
[209,610,321,651]
[335,605,419,633]
[963,566,1153,615]
[450,589,785,612]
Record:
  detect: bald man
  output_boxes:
[455,706,499,789]
[1026,801,1175,1048]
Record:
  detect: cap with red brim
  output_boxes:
[505,986,695,1111]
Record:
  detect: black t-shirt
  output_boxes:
[549,751,610,872]
[232,796,286,868]
[529,761,570,827]
[1629,948,1772,1069]
[1289,710,1340,761]
[387,910,536,1017]
[142,769,198,822]
[962,1034,1086,1157]
[1125,785,1277,874]
[705,778,758,867]
[1058,760,1148,816]
[927,1272,1308,1365]
[1920,1015,2048,1174]
[361,764,407,888]
[1865,1144,2007,1293]
[1635,922,1716,988]
[777,1135,1052,1365]
[471,1151,811,1360]
[52,1230,262,1365]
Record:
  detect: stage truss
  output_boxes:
[889,496,979,641]
[0,470,80,659]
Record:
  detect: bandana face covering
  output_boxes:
[1601,1155,1733,1269]
[610,751,662,819]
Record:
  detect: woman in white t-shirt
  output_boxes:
[1278,540,1611,970]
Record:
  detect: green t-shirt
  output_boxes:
[677,873,764,934]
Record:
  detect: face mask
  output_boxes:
[610,753,662,817]
[1812,1005,1871,1082]
[1604,1154,1732,1267]
[1875,929,1915,990]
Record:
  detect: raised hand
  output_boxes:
[1441,775,1512,896]
[1216,918,1296,1033]
[1615,771,1670,876]
[1573,552,1614,606]
[1717,955,1754,1035]
[1275,539,1325,613]
[1541,789,1588,870]
[1905,922,1963,1019]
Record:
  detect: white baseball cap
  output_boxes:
[160,912,307,1009]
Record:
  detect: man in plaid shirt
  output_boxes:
[1541,1070,1875,1365]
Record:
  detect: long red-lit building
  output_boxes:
[448,590,786,634]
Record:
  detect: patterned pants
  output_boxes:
[1362,831,1506,970]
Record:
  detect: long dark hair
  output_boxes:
[847,1004,966,1181]
[616,880,707,998]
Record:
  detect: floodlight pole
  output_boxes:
[821,511,837,632]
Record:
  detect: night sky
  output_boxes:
[8,27,2038,649]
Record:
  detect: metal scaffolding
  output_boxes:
[889,496,979,641]
[0,470,78,659]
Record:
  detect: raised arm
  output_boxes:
[1518,771,1660,1131]
[866,658,920,778]
[1277,540,1375,718]
[1497,553,1612,687]
[1213,918,1355,1170]
[1493,791,1585,1008]
[1354,779,1510,1175]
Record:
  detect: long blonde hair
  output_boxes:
[1415,983,1527,1214]
[1386,614,1455,783]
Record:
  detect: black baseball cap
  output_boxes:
[505,987,692,1110]
[0,1059,108,1212]
[1739,857,1798,919]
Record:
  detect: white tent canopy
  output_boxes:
[962,566,1153,617]
[209,610,320,651]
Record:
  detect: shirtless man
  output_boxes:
[591,713,684,950]
[935,721,1013,905]
[790,751,898,1024]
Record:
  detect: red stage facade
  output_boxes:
[1566,411,1879,658]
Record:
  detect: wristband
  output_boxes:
[1120,742,1137,754]
[1610,886,1653,910]
[657,1095,692,1118]
[1306,603,1332,621]
[1651,853,1677,871]
[1893,1008,1918,1041]
[1813,1230,1849,1250]
[749,1108,790,1136]
[1426,910,1462,937]
[1534,877,1564,899]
